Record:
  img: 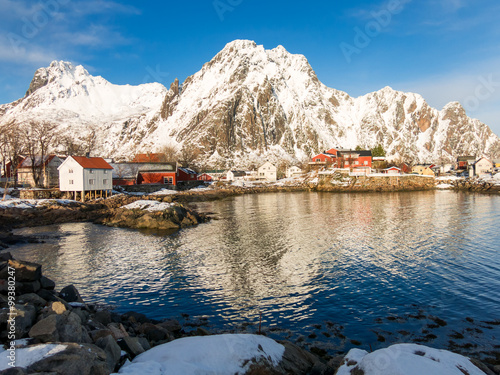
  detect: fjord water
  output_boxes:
[10,191,500,352]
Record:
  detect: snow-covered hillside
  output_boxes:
[1,40,498,165]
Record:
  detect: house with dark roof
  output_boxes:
[18,155,63,188]
[58,156,113,201]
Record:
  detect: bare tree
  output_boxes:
[0,121,25,199]
[22,120,59,187]
[157,143,180,162]
[83,124,98,156]
[178,143,200,169]
[58,133,84,156]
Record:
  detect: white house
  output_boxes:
[226,170,246,181]
[58,156,113,201]
[18,155,63,188]
[285,165,303,178]
[473,157,493,177]
[257,162,277,182]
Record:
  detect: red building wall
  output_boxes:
[113,178,136,186]
[177,169,197,182]
[137,171,177,185]
[311,154,335,163]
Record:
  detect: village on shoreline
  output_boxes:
[1,149,500,374]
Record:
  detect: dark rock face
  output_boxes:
[25,68,49,97]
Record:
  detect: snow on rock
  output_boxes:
[436,183,453,189]
[336,344,486,375]
[0,198,79,209]
[115,334,285,375]
[120,200,173,211]
[148,188,179,195]
[0,344,68,371]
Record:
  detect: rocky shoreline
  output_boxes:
[0,253,340,374]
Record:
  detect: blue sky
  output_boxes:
[1,0,499,135]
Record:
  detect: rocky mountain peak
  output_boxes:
[3,41,499,165]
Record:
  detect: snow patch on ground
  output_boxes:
[436,183,453,189]
[120,200,173,211]
[0,344,68,371]
[336,344,485,375]
[115,334,285,375]
[0,199,79,209]
[148,188,178,195]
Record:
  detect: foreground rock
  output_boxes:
[100,200,208,230]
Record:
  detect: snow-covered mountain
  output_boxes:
[1,40,499,166]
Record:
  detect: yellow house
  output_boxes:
[411,165,435,176]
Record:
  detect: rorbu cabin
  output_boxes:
[58,156,113,202]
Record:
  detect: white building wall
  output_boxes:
[59,158,84,192]
[59,157,113,192]
[258,162,277,182]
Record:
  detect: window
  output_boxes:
[364,161,368,165]
[104,170,108,174]
[163,177,173,184]
[103,179,108,185]
[69,180,74,185]
[315,158,321,162]
[68,169,73,173]
[89,169,94,174]
[89,179,95,185]
[355,161,359,165]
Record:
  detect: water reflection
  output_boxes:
[10,191,500,345]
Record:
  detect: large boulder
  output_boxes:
[21,343,109,375]
[29,311,90,343]
[7,259,41,282]
[10,304,37,339]
[95,334,122,372]
[59,285,84,303]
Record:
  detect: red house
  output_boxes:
[197,173,213,182]
[456,156,475,171]
[137,163,198,187]
[310,153,337,166]
[383,166,401,174]
[338,150,372,169]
